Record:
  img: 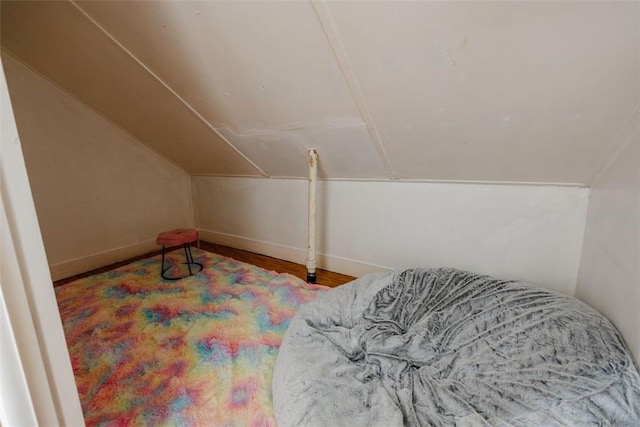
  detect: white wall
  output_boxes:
[194,176,589,295]
[576,111,640,365]
[2,54,194,280]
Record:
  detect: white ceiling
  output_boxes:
[2,0,638,184]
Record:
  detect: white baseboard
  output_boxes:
[49,231,392,282]
[49,238,159,281]
[198,229,391,278]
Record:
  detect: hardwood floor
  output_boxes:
[198,242,355,287]
[53,241,356,288]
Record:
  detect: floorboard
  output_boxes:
[53,241,355,288]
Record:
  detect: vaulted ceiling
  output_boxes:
[2,1,638,184]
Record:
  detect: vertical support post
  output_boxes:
[306,149,318,283]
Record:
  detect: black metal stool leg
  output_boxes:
[160,245,167,279]
[161,245,178,280]
[184,243,193,276]
[160,242,203,280]
[186,244,203,275]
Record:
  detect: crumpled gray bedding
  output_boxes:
[273,268,640,426]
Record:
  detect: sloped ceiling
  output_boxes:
[2,0,638,184]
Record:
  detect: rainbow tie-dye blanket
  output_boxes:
[55,248,329,426]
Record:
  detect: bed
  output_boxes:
[273,268,640,426]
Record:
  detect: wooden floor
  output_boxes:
[53,241,355,288]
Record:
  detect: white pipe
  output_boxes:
[306,149,318,283]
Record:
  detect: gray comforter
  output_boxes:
[273,268,640,426]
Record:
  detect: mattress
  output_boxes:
[273,268,640,426]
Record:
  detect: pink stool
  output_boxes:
[156,228,203,280]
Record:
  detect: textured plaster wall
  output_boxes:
[193,176,589,295]
[2,54,193,279]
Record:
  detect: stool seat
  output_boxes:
[156,228,199,247]
[156,228,202,280]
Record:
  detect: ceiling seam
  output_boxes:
[0,48,192,178]
[68,0,269,178]
[311,0,397,180]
